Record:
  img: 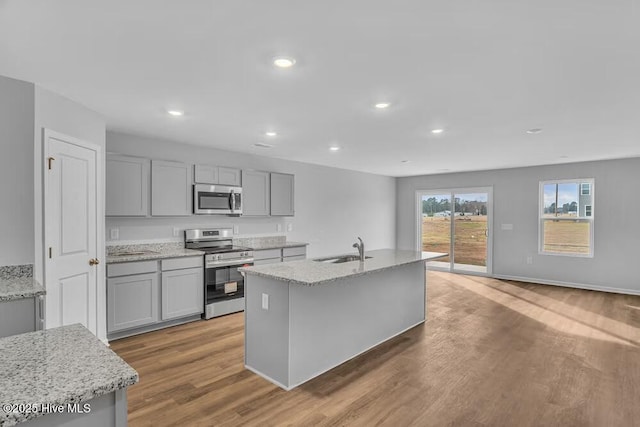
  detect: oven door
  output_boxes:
[194,184,242,215]
[205,262,252,305]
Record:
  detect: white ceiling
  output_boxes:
[1,0,639,177]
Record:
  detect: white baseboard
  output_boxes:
[493,274,640,297]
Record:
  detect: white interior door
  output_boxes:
[44,130,99,334]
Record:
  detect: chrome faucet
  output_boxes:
[352,237,365,261]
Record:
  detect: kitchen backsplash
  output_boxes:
[0,264,33,279]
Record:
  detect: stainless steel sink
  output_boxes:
[314,255,372,264]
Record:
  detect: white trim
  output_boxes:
[43,129,105,340]
[493,274,640,297]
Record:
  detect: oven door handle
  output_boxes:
[230,190,235,211]
[206,259,254,268]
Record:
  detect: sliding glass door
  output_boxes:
[418,187,492,275]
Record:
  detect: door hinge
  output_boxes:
[48,157,55,170]
[48,247,52,259]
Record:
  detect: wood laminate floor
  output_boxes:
[111,272,640,426]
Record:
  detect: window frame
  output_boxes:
[538,178,594,258]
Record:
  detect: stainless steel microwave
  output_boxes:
[193,184,242,215]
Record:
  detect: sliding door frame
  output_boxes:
[415,186,493,277]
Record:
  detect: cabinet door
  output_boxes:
[194,164,218,184]
[107,272,159,332]
[242,170,270,216]
[161,267,204,320]
[151,160,192,216]
[218,167,242,186]
[106,154,149,216]
[270,173,295,216]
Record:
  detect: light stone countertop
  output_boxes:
[232,235,308,250]
[239,249,447,286]
[106,242,204,264]
[0,324,138,426]
[246,241,309,250]
[0,265,45,302]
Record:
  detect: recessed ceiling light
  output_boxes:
[401,160,410,163]
[374,102,390,109]
[431,129,444,134]
[329,146,341,152]
[559,155,569,159]
[254,143,273,149]
[167,110,184,117]
[265,131,277,137]
[526,128,543,134]
[273,57,296,68]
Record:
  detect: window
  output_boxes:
[540,179,594,257]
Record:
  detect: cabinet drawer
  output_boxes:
[107,260,158,277]
[283,255,306,262]
[283,246,306,257]
[162,256,203,271]
[253,248,282,261]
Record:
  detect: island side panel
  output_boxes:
[244,275,290,388]
[288,261,426,388]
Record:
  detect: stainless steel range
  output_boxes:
[185,228,253,319]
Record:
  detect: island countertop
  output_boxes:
[0,324,138,426]
[239,249,447,286]
[0,265,45,302]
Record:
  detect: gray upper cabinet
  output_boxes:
[242,170,271,216]
[218,167,242,186]
[270,173,295,216]
[151,160,192,216]
[194,164,218,184]
[106,154,149,216]
[194,164,241,186]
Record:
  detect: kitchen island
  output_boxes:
[239,249,446,390]
[0,324,138,426]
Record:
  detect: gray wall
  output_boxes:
[0,75,34,266]
[397,157,640,294]
[106,132,397,258]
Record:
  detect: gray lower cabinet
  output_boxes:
[242,170,271,216]
[107,272,159,332]
[270,172,295,216]
[107,257,204,338]
[0,295,44,338]
[161,267,203,320]
[151,160,192,216]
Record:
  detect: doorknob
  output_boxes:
[89,258,100,266]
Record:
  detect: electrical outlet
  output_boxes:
[276,224,282,232]
[233,225,239,234]
[110,228,119,240]
[526,256,533,265]
[262,293,269,310]
[287,223,293,232]
[172,228,180,238]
